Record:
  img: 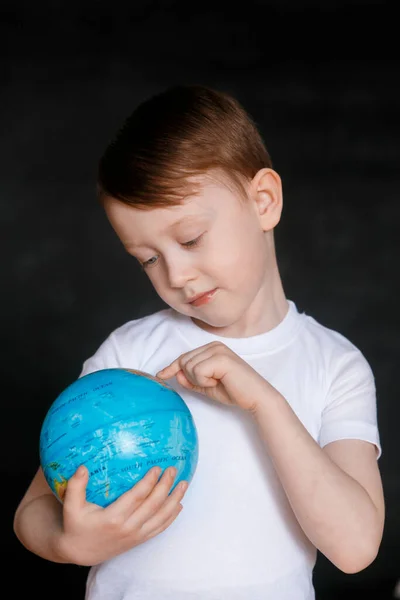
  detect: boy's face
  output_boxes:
[103,172,281,337]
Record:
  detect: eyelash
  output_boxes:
[140,235,203,270]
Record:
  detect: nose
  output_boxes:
[165,255,196,289]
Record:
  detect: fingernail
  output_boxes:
[77,466,86,477]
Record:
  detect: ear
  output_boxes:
[250,168,283,231]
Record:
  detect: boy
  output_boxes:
[13,85,385,600]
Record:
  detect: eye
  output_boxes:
[181,235,202,248]
[140,234,204,270]
[140,255,158,269]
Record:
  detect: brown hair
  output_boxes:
[97,84,272,209]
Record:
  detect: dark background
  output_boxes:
[2,1,399,598]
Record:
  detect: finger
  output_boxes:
[105,467,162,519]
[143,503,184,542]
[157,345,212,379]
[184,354,222,388]
[125,467,180,526]
[137,481,188,537]
[156,361,181,379]
[176,369,197,389]
[63,465,89,513]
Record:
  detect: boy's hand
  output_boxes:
[156,341,275,413]
[57,465,187,566]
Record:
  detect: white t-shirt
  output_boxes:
[80,300,381,600]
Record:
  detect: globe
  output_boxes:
[39,368,199,508]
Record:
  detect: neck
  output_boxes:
[192,268,289,339]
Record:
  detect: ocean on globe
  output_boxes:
[39,368,199,508]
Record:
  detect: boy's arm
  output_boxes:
[252,391,385,574]
[13,467,71,563]
[14,463,188,566]
[157,338,384,575]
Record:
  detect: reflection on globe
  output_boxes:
[39,368,199,508]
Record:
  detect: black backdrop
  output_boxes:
[2,2,399,599]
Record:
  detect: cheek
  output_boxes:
[207,229,240,269]
[145,271,165,297]
[212,231,263,276]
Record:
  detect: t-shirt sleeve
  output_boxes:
[78,332,123,378]
[319,349,382,459]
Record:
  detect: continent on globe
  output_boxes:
[39,368,199,507]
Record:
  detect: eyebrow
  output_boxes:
[124,215,206,249]
[166,215,201,230]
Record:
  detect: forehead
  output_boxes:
[103,176,243,249]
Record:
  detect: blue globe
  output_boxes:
[39,368,199,508]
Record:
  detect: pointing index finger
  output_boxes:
[156,362,180,379]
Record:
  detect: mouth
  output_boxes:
[187,288,218,307]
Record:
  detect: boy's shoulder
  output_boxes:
[302,310,359,351]
[79,308,179,377]
[300,308,374,380]
[111,307,177,341]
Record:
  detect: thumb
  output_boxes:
[63,465,88,511]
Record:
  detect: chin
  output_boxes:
[192,309,241,330]
[172,297,248,329]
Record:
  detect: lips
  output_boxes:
[187,288,218,306]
